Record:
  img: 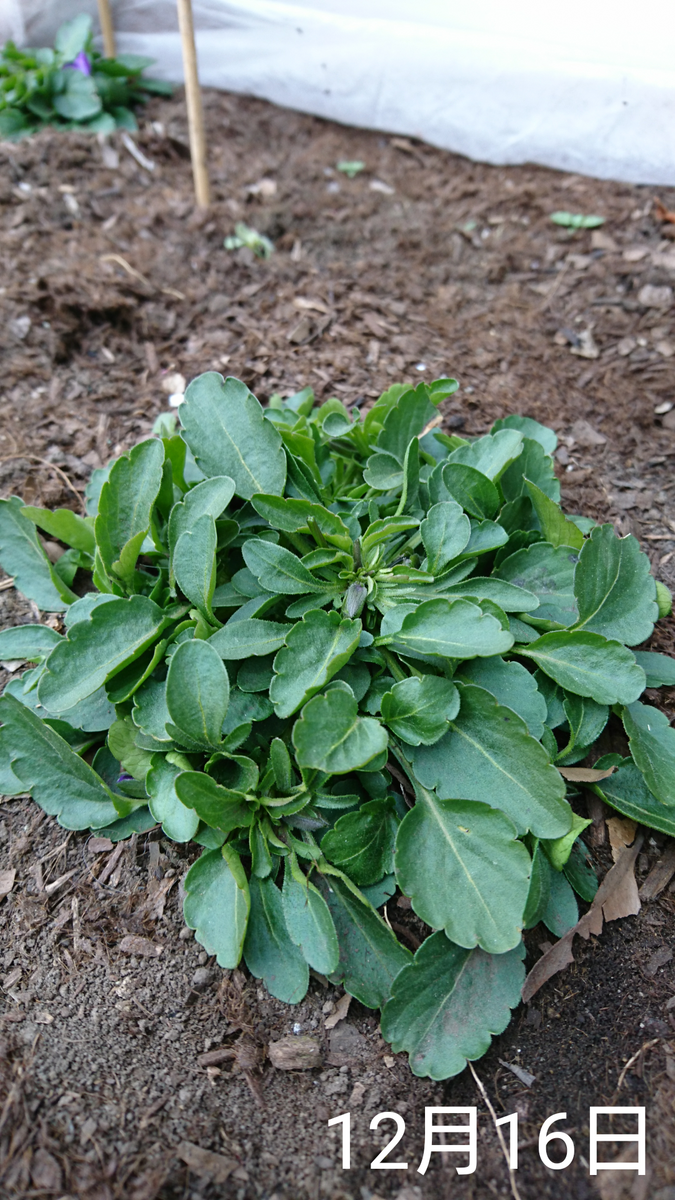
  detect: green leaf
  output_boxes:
[210,618,289,660]
[21,506,95,555]
[293,689,388,773]
[179,373,286,499]
[378,598,513,660]
[174,772,253,832]
[492,415,557,456]
[520,631,646,705]
[500,439,560,503]
[318,873,411,1008]
[0,694,118,830]
[38,597,173,716]
[281,860,339,974]
[251,495,352,551]
[413,683,571,838]
[166,639,230,749]
[321,798,398,886]
[622,701,675,806]
[525,480,584,550]
[458,656,547,740]
[53,69,102,120]
[0,624,62,662]
[146,754,199,842]
[381,675,460,745]
[242,539,328,595]
[395,789,530,953]
[440,577,540,612]
[594,759,675,836]
[0,496,77,610]
[270,609,361,718]
[573,523,658,645]
[243,876,309,1003]
[380,933,525,1079]
[107,717,154,781]
[183,846,250,967]
[132,677,172,744]
[542,869,578,937]
[55,13,91,60]
[447,429,523,481]
[95,438,164,582]
[542,812,592,870]
[557,692,608,762]
[270,737,292,791]
[632,651,675,689]
[523,842,552,927]
[496,542,579,626]
[461,519,509,559]
[441,464,500,520]
[375,384,436,464]
[420,502,471,574]
[174,513,217,618]
[168,475,235,562]
[563,840,598,902]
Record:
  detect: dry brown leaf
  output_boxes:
[522,833,643,1003]
[558,766,616,782]
[176,1141,237,1184]
[639,841,675,900]
[0,868,16,900]
[118,935,163,958]
[607,816,638,861]
[324,991,351,1029]
[654,196,675,224]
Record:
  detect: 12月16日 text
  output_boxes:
[327,1107,646,1175]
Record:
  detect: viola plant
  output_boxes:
[0,372,674,1080]
[0,13,171,141]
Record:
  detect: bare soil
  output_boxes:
[0,89,674,1200]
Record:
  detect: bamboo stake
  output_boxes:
[97,0,116,59]
[176,0,210,207]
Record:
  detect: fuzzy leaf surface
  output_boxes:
[293,689,388,773]
[395,790,530,953]
[380,598,513,660]
[413,684,570,838]
[380,933,525,1079]
[318,873,411,1008]
[496,542,579,626]
[270,609,361,717]
[622,701,675,806]
[0,624,62,662]
[179,373,286,498]
[521,631,646,705]
[321,797,398,885]
[380,675,460,745]
[0,497,77,610]
[183,846,250,967]
[146,754,199,842]
[243,539,328,595]
[38,597,172,715]
[0,694,118,829]
[210,618,289,660]
[281,863,339,974]
[573,524,658,645]
[244,876,309,1003]
[420,502,471,574]
[173,514,217,618]
[95,438,164,580]
[458,657,547,740]
[175,773,253,833]
[596,759,675,835]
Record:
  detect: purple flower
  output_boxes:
[66,51,91,76]
[117,772,134,783]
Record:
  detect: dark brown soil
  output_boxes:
[0,89,674,1200]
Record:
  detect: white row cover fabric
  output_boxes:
[10,0,675,185]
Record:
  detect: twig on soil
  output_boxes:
[468,1062,522,1200]
[611,1038,661,1104]
[100,253,186,300]
[0,455,83,505]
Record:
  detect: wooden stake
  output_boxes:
[176,0,210,208]
[97,0,116,59]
